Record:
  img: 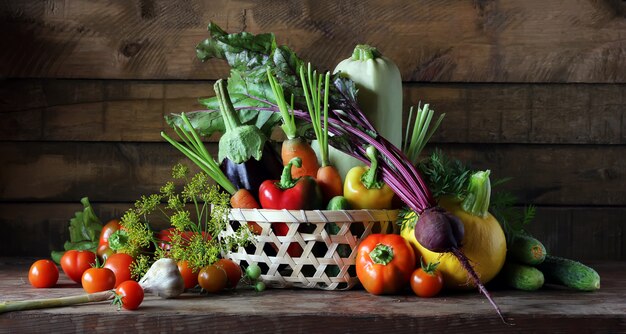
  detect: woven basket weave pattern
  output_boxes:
[221,208,398,290]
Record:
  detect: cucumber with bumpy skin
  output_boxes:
[501,261,544,291]
[536,255,600,291]
[508,234,547,265]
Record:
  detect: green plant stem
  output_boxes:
[267,68,297,140]
[300,63,331,166]
[0,290,115,314]
[277,157,302,189]
[403,103,445,164]
[462,170,492,217]
[161,113,236,195]
[361,146,384,189]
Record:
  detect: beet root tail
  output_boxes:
[451,248,512,325]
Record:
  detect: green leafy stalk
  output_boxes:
[462,170,492,217]
[161,112,236,195]
[300,63,331,166]
[51,197,103,264]
[403,103,445,164]
[267,68,297,139]
[215,79,267,163]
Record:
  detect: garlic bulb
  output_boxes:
[139,258,185,299]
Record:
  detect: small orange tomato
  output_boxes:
[82,267,116,293]
[28,259,59,288]
[177,260,199,290]
[410,260,444,298]
[104,253,134,287]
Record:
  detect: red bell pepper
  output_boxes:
[259,157,324,256]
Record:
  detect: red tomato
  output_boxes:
[115,280,144,310]
[99,219,121,248]
[215,259,242,289]
[198,265,227,293]
[81,267,116,293]
[177,260,199,290]
[104,253,134,287]
[28,259,59,288]
[60,250,96,283]
[410,261,444,298]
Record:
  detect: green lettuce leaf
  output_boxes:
[167,22,305,137]
[50,197,103,264]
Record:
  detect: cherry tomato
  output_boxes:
[104,253,134,287]
[198,265,227,293]
[99,219,121,248]
[60,250,96,283]
[114,280,144,310]
[245,264,262,280]
[81,267,116,293]
[96,244,115,262]
[410,260,444,298]
[177,260,199,290]
[28,259,59,288]
[215,259,242,289]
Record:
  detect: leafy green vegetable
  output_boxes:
[50,197,103,264]
[418,149,472,199]
[167,22,305,137]
[215,79,267,163]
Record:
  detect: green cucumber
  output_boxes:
[508,234,547,265]
[327,196,350,210]
[536,255,600,291]
[501,261,544,291]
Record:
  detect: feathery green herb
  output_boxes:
[115,163,253,277]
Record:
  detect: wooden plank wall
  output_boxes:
[1,0,625,260]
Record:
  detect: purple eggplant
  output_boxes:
[220,142,283,200]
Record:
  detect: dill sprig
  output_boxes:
[418,149,472,199]
[490,189,536,243]
[114,163,253,277]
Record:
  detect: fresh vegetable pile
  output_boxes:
[4,22,600,322]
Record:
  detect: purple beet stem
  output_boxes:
[451,248,510,325]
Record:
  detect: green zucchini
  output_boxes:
[508,234,547,265]
[536,255,600,291]
[501,261,544,291]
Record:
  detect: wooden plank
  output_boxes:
[0,259,624,332]
[1,0,624,82]
[2,79,625,144]
[1,203,623,260]
[1,141,624,206]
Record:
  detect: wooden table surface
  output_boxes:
[1,258,624,333]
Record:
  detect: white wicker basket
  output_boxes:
[221,208,398,290]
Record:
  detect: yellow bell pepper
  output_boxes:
[344,146,394,209]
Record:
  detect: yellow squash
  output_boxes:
[401,171,507,290]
